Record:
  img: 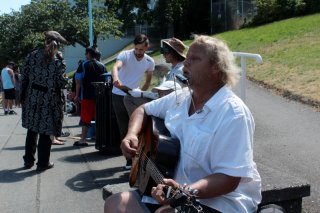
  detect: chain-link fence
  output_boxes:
[210,0,257,33]
[124,25,162,51]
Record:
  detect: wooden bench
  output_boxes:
[257,163,311,213]
[103,182,310,213]
[102,164,311,213]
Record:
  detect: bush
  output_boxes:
[249,0,319,26]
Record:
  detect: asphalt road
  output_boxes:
[241,81,320,213]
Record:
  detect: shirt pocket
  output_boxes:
[183,126,214,165]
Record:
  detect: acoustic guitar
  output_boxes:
[129,116,180,195]
[129,116,204,213]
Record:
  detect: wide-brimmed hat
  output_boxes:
[152,80,182,92]
[162,38,187,59]
[44,31,68,44]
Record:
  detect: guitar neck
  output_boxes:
[146,158,165,185]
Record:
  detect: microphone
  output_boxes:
[174,73,202,114]
[175,74,188,84]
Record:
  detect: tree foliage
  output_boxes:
[105,0,152,29]
[152,0,210,39]
[250,0,319,26]
[0,0,122,66]
[105,0,210,39]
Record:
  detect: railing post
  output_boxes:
[240,56,246,101]
[233,52,263,102]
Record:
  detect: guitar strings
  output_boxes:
[140,152,165,184]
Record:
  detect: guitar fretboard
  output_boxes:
[141,152,165,185]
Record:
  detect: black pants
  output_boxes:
[23,129,52,167]
[112,94,129,141]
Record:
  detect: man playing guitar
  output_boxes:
[104,35,261,213]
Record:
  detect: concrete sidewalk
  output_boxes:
[0,108,130,213]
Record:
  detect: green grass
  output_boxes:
[216,13,320,105]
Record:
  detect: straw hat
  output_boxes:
[162,38,187,59]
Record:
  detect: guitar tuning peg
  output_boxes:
[192,189,199,195]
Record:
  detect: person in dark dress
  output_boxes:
[21,31,68,171]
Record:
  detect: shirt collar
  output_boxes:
[203,85,232,112]
[172,62,184,70]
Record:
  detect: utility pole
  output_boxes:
[242,0,244,18]
[210,0,213,34]
[88,0,93,47]
[224,0,227,30]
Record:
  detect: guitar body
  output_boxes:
[129,116,180,195]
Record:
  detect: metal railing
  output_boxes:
[233,52,263,101]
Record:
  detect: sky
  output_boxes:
[0,0,31,14]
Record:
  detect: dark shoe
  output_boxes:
[4,111,8,115]
[36,162,54,172]
[24,162,34,169]
[8,110,17,115]
[73,141,88,146]
[124,159,132,170]
[60,131,70,137]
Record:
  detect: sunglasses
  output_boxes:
[160,46,172,54]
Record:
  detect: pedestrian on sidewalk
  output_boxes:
[14,66,22,108]
[73,47,106,146]
[1,61,16,115]
[0,78,4,112]
[111,34,155,169]
[21,31,68,171]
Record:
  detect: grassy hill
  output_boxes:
[216,13,320,108]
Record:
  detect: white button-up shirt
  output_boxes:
[144,86,261,213]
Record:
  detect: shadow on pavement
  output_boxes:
[65,166,129,192]
[0,167,38,183]
[50,145,88,152]
[63,125,80,129]
[59,151,112,163]
[3,146,25,151]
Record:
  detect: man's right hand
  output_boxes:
[113,79,122,88]
[120,134,139,159]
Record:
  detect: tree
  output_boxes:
[104,0,152,29]
[0,0,122,66]
[153,0,210,39]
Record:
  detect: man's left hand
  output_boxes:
[151,178,180,205]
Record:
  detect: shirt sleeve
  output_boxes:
[75,63,84,81]
[116,51,127,63]
[144,91,181,119]
[147,58,155,72]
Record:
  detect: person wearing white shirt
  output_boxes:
[112,34,155,169]
[104,35,261,213]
